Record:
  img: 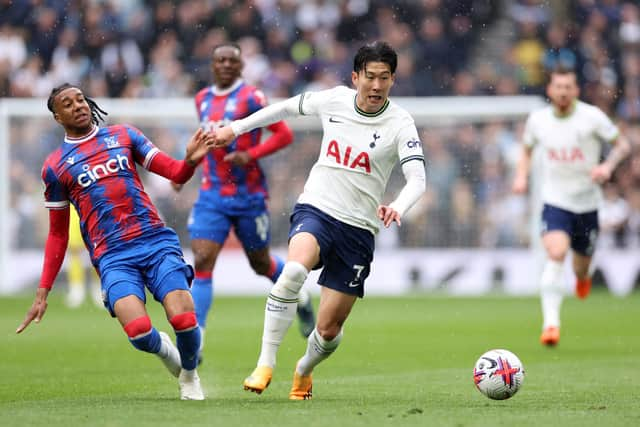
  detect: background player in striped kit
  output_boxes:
[174,43,315,362]
[210,41,426,400]
[513,67,631,346]
[16,84,212,400]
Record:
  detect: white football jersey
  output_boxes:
[523,100,619,213]
[296,86,424,234]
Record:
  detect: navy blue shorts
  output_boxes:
[288,203,375,298]
[96,229,194,317]
[188,196,271,252]
[541,204,599,256]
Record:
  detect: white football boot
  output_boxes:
[179,369,205,400]
[157,331,181,378]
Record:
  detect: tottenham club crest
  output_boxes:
[369,131,380,148]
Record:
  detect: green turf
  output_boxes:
[1,290,639,426]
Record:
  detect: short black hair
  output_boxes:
[47,83,108,126]
[353,41,397,74]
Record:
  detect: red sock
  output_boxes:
[169,311,198,332]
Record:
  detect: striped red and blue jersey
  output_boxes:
[41,124,165,262]
[194,79,269,203]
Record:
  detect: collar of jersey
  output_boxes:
[212,79,244,97]
[552,100,577,119]
[353,95,390,117]
[64,125,99,144]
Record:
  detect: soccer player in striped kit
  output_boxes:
[513,67,631,346]
[210,41,426,399]
[16,84,212,400]
[174,43,316,363]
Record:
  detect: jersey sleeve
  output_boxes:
[593,108,619,143]
[298,87,343,116]
[125,125,160,169]
[522,114,537,148]
[41,160,69,210]
[396,120,425,166]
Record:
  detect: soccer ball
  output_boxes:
[473,349,525,400]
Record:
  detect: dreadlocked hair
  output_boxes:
[47,83,108,126]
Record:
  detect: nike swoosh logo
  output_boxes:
[348,281,360,288]
[329,117,343,123]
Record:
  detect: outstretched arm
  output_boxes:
[212,95,302,148]
[149,128,214,184]
[224,121,294,166]
[17,207,70,333]
[378,160,426,228]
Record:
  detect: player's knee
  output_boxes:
[163,289,195,313]
[546,247,567,262]
[169,311,198,332]
[193,251,215,271]
[272,261,308,298]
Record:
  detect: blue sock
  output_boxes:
[129,327,162,353]
[191,275,213,328]
[176,326,201,371]
[269,255,285,283]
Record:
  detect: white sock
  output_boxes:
[540,259,564,329]
[257,262,308,368]
[157,336,170,359]
[296,328,343,376]
[298,286,310,307]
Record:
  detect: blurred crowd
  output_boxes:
[3,0,640,250]
[0,0,496,98]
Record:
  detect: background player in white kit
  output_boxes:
[513,67,631,346]
[209,41,426,399]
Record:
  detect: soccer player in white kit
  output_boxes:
[209,41,426,399]
[513,67,631,346]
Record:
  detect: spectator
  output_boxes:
[0,24,27,72]
[511,19,546,93]
[542,22,578,73]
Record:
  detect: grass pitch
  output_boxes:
[1,290,639,427]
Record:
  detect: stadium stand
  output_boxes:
[1,0,639,251]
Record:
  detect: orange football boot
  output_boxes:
[576,277,592,299]
[243,366,273,394]
[540,326,560,346]
[289,370,313,400]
